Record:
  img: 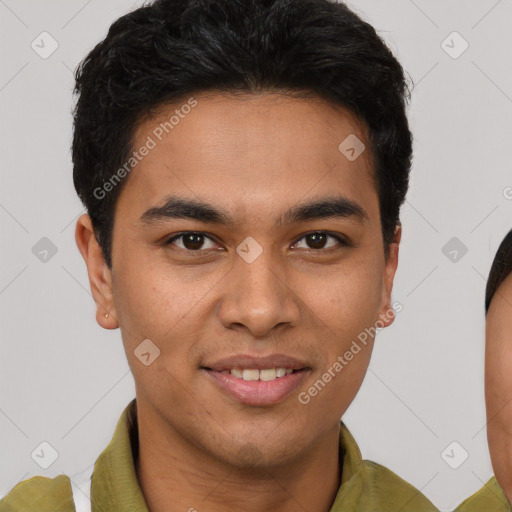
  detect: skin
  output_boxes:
[485,270,512,503]
[75,91,401,512]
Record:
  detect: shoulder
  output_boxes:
[453,477,510,512]
[360,459,438,511]
[336,422,438,511]
[0,474,75,512]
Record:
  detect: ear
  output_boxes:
[75,213,119,329]
[377,224,401,328]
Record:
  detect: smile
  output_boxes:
[220,368,295,381]
[202,367,310,406]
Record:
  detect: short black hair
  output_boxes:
[485,229,512,314]
[72,0,412,268]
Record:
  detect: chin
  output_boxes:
[219,441,300,471]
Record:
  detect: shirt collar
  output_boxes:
[91,399,147,512]
[91,399,363,512]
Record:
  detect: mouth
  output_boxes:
[204,367,301,381]
[200,354,311,406]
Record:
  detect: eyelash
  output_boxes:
[164,231,348,254]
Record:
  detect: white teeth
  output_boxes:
[260,369,277,381]
[226,367,295,381]
[242,369,260,381]
[276,368,286,378]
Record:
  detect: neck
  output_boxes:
[135,406,342,512]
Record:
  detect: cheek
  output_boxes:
[487,308,512,397]
[113,252,201,334]
[300,264,381,402]
[486,310,512,494]
[112,257,220,378]
[313,259,384,331]
[487,320,512,422]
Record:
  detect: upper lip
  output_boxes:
[202,354,310,372]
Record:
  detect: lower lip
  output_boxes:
[202,369,310,406]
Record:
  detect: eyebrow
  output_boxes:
[139,194,369,227]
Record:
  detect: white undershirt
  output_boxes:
[69,464,94,512]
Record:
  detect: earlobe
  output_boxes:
[376,303,397,329]
[378,224,402,328]
[75,213,119,330]
[96,307,119,330]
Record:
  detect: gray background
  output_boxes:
[1,0,511,510]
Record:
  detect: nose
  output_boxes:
[218,246,301,338]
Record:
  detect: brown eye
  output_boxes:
[165,232,218,251]
[306,233,329,249]
[292,232,346,251]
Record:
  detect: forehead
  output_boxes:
[116,91,378,224]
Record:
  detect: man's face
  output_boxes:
[486,271,512,502]
[78,91,400,468]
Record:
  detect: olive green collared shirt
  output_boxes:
[453,477,510,512]
[0,399,441,511]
